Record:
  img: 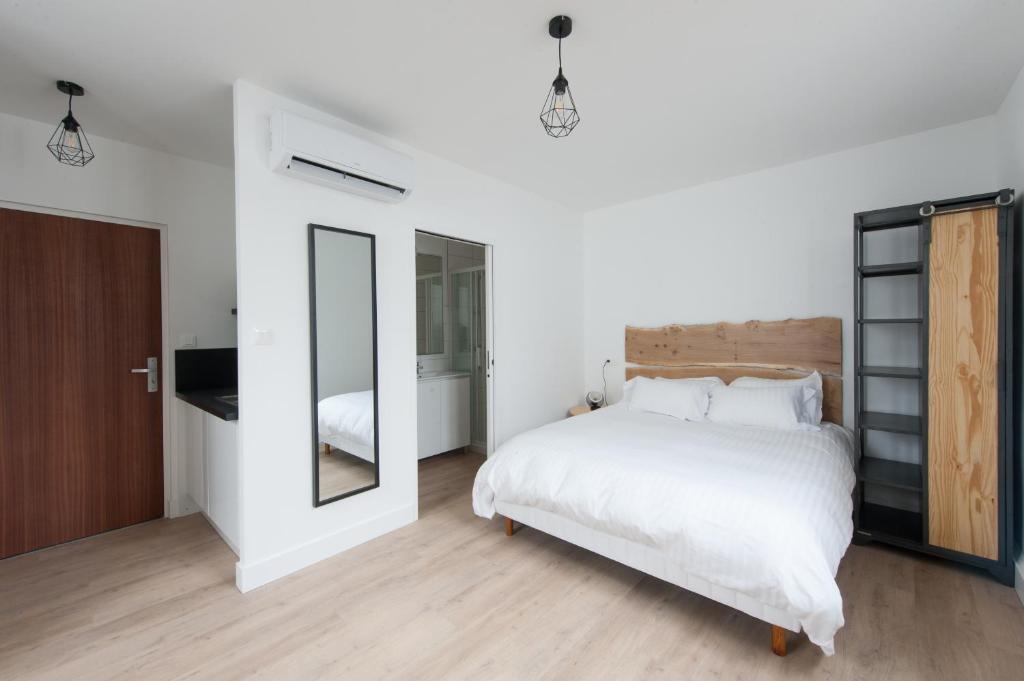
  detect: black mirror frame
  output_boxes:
[308,223,380,507]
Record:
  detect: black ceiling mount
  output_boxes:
[56,80,84,97]
[548,15,572,39]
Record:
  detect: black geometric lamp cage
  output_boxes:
[539,15,580,138]
[47,81,94,167]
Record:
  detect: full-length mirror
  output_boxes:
[309,224,379,506]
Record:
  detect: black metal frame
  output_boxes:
[47,80,94,167]
[853,190,1016,585]
[540,15,580,138]
[308,223,381,507]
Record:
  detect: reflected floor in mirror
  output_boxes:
[318,446,375,500]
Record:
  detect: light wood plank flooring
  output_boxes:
[2,450,1023,680]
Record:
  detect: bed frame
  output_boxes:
[321,434,374,463]
[500,317,843,657]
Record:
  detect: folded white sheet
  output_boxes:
[473,403,856,655]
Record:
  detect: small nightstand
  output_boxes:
[567,405,592,417]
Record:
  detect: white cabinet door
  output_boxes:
[183,403,207,513]
[204,413,239,551]
[440,376,471,452]
[417,380,442,459]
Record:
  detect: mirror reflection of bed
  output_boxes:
[318,391,376,499]
[309,224,380,505]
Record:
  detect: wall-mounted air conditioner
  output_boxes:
[269,110,415,203]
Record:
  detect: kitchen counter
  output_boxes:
[175,348,238,421]
[176,388,238,421]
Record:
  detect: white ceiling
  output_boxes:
[1,0,1022,211]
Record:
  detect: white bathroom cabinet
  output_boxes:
[416,373,471,459]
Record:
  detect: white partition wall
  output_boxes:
[232,81,584,591]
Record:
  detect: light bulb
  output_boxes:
[62,128,79,150]
[553,92,567,121]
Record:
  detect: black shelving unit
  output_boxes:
[853,190,1016,586]
[853,204,927,550]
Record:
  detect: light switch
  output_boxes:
[178,333,198,348]
[252,328,274,346]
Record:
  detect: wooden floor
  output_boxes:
[2,450,1023,680]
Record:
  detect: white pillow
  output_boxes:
[622,375,723,404]
[706,384,817,430]
[628,376,712,422]
[730,371,823,425]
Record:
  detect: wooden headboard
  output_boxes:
[625,317,843,423]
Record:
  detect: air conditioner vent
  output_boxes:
[270,110,414,203]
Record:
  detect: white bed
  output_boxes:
[473,317,853,656]
[318,390,375,462]
[473,403,856,655]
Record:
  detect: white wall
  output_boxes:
[233,81,583,591]
[994,65,1024,594]
[582,116,1002,426]
[0,110,236,518]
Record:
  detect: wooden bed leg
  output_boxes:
[771,625,787,657]
[504,517,515,536]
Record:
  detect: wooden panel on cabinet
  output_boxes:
[927,207,999,560]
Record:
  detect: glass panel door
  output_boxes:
[451,268,486,446]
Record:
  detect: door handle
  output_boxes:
[130,357,159,392]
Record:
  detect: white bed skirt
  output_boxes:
[495,500,801,633]
[322,433,374,463]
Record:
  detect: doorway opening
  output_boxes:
[414,231,493,484]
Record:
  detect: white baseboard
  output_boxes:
[234,502,417,593]
[1015,558,1024,607]
[173,494,201,519]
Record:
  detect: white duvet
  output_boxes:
[472,404,856,655]
[318,390,374,447]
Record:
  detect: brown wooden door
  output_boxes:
[927,207,999,559]
[0,208,163,559]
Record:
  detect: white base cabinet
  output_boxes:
[181,401,239,554]
[416,374,471,459]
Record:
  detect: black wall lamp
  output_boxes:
[539,15,580,138]
[47,80,94,167]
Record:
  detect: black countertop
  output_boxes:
[176,387,238,421]
[175,348,239,421]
